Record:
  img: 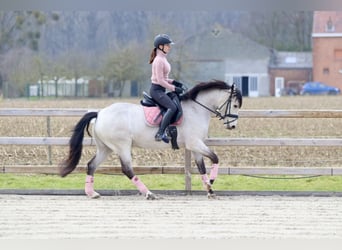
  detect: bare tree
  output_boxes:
[102,41,145,97]
[0,11,58,95]
[282,11,313,51]
[239,11,313,51]
[1,48,39,97]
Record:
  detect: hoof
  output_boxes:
[145,191,159,200]
[87,191,101,199]
[207,193,217,199]
[205,184,216,199]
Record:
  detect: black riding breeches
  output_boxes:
[150,83,177,113]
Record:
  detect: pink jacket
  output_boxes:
[151,49,175,91]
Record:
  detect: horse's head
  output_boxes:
[215,83,242,130]
[181,80,243,130]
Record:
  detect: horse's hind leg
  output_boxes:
[85,143,111,199]
[118,149,158,200]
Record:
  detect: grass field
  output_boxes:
[1,173,342,192]
[1,96,342,191]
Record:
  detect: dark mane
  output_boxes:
[181,80,230,101]
[180,80,242,107]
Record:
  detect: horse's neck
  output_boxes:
[196,90,223,110]
[183,90,223,121]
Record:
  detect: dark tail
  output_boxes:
[59,112,98,177]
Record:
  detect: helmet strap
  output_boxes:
[158,45,167,54]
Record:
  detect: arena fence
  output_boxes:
[1,108,342,192]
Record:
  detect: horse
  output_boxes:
[59,80,243,199]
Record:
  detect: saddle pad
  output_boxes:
[143,106,183,127]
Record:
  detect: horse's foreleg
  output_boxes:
[192,145,219,198]
[193,153,215,198]
[209,163,219,185]
[207,154,219,199]
[201,174,215,197]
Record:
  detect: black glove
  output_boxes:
[174,87,184,94]
[172,80,184,88]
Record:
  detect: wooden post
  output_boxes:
[46,116,52,165]
[184,149,192,194]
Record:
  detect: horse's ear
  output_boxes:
[232,83,235,92]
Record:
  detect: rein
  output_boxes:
[192,85,239,124]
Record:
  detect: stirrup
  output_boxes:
[155,132,170,143]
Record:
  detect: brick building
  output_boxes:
[312,11,342,88]
[268,51,312,96]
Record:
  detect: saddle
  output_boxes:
[140,91,183,150]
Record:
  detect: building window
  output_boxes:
[326,16,335,32]
[323,68,330,75]
[285,57,297,63]
[232,76,242,90]
[334,49,342,61]
[249,76,258,91]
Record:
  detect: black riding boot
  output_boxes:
[155,109,174,143]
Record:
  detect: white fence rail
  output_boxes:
[2,108,342,117]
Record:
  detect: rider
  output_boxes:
[149,34,184,142]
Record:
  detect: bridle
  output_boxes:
[192,84,239,125]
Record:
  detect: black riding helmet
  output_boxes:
[153,34,174,48]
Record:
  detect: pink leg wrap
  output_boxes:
[201,174,210,185]
[131,176,148,195]
[210,164,219,181]
[85,175,95,196]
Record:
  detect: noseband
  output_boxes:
[192,84,239,124]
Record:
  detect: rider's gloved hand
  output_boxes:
[174,87,184,94]
[172,80,184,88]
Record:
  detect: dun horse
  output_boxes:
[59,80,243,199]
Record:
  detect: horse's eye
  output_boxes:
[233,105,238,108]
